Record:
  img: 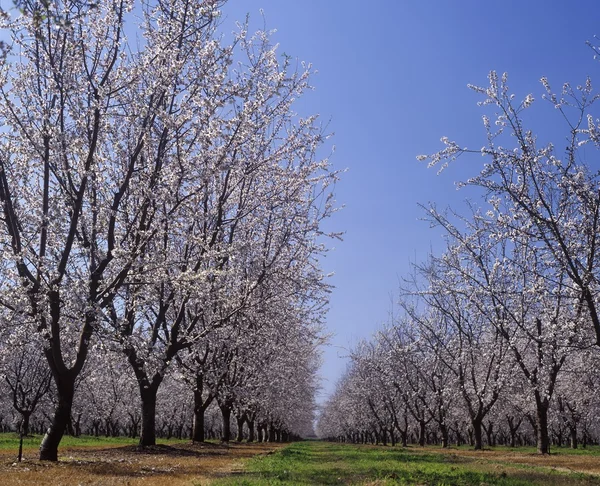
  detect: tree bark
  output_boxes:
[192,402,206,442]
[21,412,31,437]
[219,403,231,442]
[139,387,158,447]
[39,377,75,461]
[483,421,495,447]
[418,420,426,447]
[570,426,578,449]
[247,420,255,442]
[472,417,483,451]
[236,415,245,442]
[440,423,448,448]
[535,396,550,454]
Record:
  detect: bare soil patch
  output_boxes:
[0,441,282,485]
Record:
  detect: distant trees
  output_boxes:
[319,69,600,454]
[0,0,334,461]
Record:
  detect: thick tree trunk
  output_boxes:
[39,377,75,461]
[570,426,578,449]
[472,418,483,451]
[220,403,231,442]
[534,395,551,454]
[400,430,407,447]
[192,403,205,442]
[73,414,81,437]
[440,423,448,448]
[192,374,213,443]
[21,412,31,437]
[139,388,158,447]
[418,420,426,447]
[535,397,550,454]
[247,420,255,442]
[236,415,245,442]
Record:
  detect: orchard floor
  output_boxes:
[3,437,600,485]
[0,434,283,485]
[211,441,600,485]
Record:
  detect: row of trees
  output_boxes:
[0,337,319,446]
[319,68,600,454]
[0,0,335,460]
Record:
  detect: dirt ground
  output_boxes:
[0,441,282,485]
[433,446,600,477]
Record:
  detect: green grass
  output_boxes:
[440,443,600,456]
[210,441,600,486]
[0,432,188,451]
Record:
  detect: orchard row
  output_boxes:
[0,0,334,460]
[319,70,600,454]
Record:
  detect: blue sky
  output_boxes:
[220,0,600,403]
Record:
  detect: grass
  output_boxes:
[0,433,132,451]
[1,435,600,485]
[211,441,600,485]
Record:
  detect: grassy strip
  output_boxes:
[210,441,600,485]
[0,432,189,451]
[438,443,600,456]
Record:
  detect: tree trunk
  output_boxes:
[440,423,448,448]
[472,418,483,451]
[483,421,494,447]
[535,397,550,454]
[39,377,75,461]
[247,420,255,442]
[507,416,521,448]
[21,412,31,437]
[220,403,231,442]
[73,414,81,437]
[139,387,158,447]
[401,430,407,447]
[192,386,213,443]
[418,420,426,447]
[192,402,205,442]
[570,425,578,449]
[236,415,245,442]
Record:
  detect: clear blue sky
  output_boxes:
[221,0,600,403]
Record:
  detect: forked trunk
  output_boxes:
[192,387,213,443]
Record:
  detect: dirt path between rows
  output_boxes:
[0,441,282,485]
